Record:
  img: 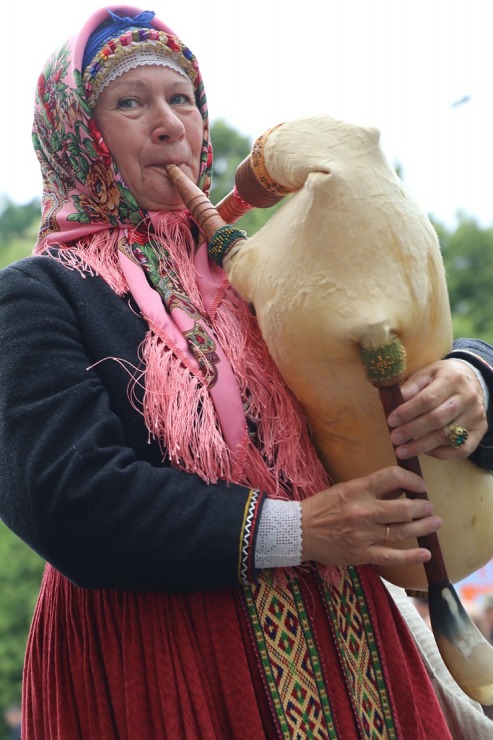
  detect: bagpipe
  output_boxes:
[166,114,493,704]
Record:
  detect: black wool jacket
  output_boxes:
[0,255,265,593]
[1,256,492,593]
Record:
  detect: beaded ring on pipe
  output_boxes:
[359,337,407,388]
[208,225,247,267]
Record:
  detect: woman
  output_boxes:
[0,6,492,738]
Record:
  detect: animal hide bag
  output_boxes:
[222,115,493,590]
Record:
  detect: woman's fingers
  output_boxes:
[387,359,487,459]
[379,512,442,547]
[300,466,441,567]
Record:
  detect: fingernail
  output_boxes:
[395,446,408,459]
[391,431,404,445]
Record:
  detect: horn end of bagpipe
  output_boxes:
[428,581,493,705]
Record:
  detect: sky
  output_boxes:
[3,0,493,228]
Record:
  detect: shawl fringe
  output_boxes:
[36,217,337,584]
[43,231,129,296]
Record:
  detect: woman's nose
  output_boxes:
[150,101,185,143]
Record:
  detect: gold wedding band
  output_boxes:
[385,525,390,543]
[447,422,469,448]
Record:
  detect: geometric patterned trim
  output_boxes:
[242,580,292,738]
[238,488,262,584]
[321,568,398,739]
[241,565,411,738]
[243,572,337,738]
[290,579,337,737]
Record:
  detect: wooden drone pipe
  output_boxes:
[361,336,493,705]
[215,126,293,222]
[378,383,449,587]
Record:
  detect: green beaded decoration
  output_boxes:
[208,225,247,267]
[359,336,407,387]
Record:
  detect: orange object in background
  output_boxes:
[457,560,493,603]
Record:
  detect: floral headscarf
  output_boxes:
[33,5,212,249]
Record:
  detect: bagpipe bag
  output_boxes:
[223,115,493,590]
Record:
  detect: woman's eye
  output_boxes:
[170,93,193,105]
[117,97,138,110]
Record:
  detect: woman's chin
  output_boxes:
[137,196,188,213]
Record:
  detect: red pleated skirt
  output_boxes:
[22,564,452,739]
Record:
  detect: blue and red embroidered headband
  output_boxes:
[82,9,200,109]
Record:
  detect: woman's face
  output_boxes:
[93,65,204,212]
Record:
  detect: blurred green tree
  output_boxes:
[433,214,493,343]
[0,521,44,739]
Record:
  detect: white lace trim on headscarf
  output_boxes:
[93,45,188,103]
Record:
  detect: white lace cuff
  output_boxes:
[254,499,302,569]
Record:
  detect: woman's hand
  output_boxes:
[300,466,442,567]
[387,359,487,460]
